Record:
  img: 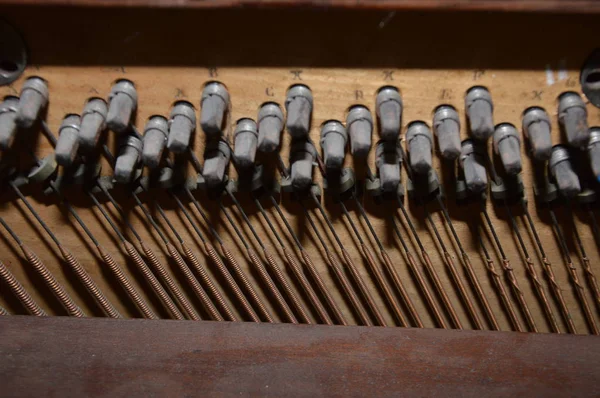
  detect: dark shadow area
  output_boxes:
[2,7,597,70]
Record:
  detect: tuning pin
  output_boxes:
[433,105,461,160]
[0,96,19,150]
[285,85,313,139]
[522,107,552,161]
[167,101,196,153]
[376,86,402,142]
[493,123,522,176]
[79,98,108,151]
[106,79,137,133]
[114,134,142,183]
[406,121,433,175]
[558,92,589,148]
[142,116,168,169]
[289,139,316,191]
[375,140,401,192]
[460,139,488,194]
[465,86,494,141]
[320,120,347,171]
[234,118,258,168]
[257,102,284,153]
[588,128,600,182]
[200,82,229,138]
[28,154,57,184]
[55,114,81,167]
[346,105,372,158]
[588,127,600,182]
[549,145,580,197]
[15,76,49,128]
[203,140,230,188]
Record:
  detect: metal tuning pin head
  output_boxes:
[285,84,313,139]
[202,139,231,188]
[375,140,401,192]
[142,116,169,169]
[233,118,258,168]
[558,92,589,148]
[106,79,137,134]
[460,139,488,194]
[465,86,494,141]
[549,145,581,198]
[167,101,196,154]
[588,127,600,182]
[320,120,347,171]
[0,96,19,150]
[346,105,372,158]
[257,102,284,153]
[15,76,49,128]
[289,139,316,191]
[493,123,522,176]
[200,82,229,138]
[55,114,81,167]
[79,98,108,152]
[114,134,142,183]
[376,86,402,142]
[433,105,461,160]
[28,154,58,184]
[522,107,552,161]
[406,121,433,175]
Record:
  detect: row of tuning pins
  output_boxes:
[456,88,598,204]
[282,84,599,205]
[0,77,310,189]
[0,77,197,183]
[0,77,597,202]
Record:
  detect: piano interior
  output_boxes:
[0,3,599,396]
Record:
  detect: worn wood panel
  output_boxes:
[0,7,599,334]
[0,316,599,397]
[1,0,600,13]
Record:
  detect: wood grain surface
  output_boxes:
[1,0,599,13]
[0,7,600,335]
[1,315,599,397]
